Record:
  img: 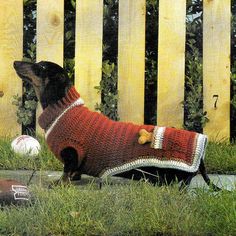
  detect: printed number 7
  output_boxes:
[213,95,219,109]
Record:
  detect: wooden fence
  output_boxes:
[0,0,231,140]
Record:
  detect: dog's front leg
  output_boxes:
[49,147,81,187]
[61,147,82,182]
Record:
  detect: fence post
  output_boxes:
[0,0,23,137]
[36,0,64,134]
[203,0,231,141]
[118,0,146,124]
[157,0,186,128]
[75,0,103,110]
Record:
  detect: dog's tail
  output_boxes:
[199,159,222,191]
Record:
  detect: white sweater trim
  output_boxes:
[100,133,208,179]
[151,126,166,149]
[45,98,84,139]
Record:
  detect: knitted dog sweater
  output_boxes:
[38,87,207,178]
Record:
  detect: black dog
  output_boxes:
[13,61,221,190]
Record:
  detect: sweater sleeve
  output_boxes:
[50,139,86,164]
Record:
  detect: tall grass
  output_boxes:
[0,182,235,236]
[205,141,236,174]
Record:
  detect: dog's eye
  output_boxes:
[34,64,47,77]
[40,65,46,70]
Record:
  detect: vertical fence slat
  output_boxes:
[203,0,231,141]
[0,1,23,136]
[157,0,186,128]
[118,0,146,123]
[36,0,64,65]
[75,0,103,110]
[36,0,64,133]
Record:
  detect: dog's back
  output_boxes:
[39,92,157,177]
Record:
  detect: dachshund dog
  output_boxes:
[13,61,221,190]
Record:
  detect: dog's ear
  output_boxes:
[55,71,69,84]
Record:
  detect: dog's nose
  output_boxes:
[13,61,20,69]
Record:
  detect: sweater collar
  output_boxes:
[38,86,83,131]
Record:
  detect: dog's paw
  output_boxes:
[70,172,81,181]
[48,174,71,189]
[48,179,60,189]
[48,179,67,189]
[48,172,81,188]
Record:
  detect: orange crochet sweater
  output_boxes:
[38,87,207,178]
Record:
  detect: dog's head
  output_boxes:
[13,61,72,109]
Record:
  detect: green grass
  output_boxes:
[205,141,236,174]
[0,138,236,235]
[0,182,235,236]
[0,136,62,171]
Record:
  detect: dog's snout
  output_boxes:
[13,61,24,70]
[13,61,19,69]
